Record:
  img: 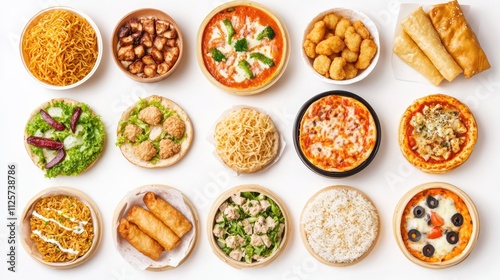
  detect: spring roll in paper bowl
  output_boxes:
[112,184,199,271]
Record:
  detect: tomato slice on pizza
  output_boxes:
[400,188,473,263]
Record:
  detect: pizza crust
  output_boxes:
[24,98,106,176]
[117,95,193,168]
[400,187,472,263]
[398,94,478,174]
[298,95,377,172]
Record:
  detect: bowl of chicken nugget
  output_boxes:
[112,8,183,83]
[302,8,380,85]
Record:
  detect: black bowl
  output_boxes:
[292,90,381,178]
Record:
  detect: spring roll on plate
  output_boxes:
[118,218,163,261]
[401,6,462,82]
[429,0,490,78]
[143,192,192,238]
[393,30,444,86]
[127,205,181,251]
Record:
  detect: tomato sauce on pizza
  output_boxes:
[298,95,377,172]
[400,188,472,262]
[399,94,478,173]
[201,5,285,89]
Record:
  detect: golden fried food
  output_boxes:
[304,12,377,81]
[355,39,377,70]
[393,30,444,86]
[307,21,326,44]
[118,218,163,261]
[329,57,346,80]
[303,39,317,58]
[429,0,490,78]
[344,63,358,79]
[323,13,340,30]
[341,49,359,63]
[313,55,332,76]
[315,36,345,56]
[344,26,362,52]
[353,20,371,40]
[334,18,351,39]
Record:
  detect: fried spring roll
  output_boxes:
[393,30,444,86]
[429,0,490,78]
[401,7,462,82]
[118,218,163,261]
[143,192,193,238]
[127,206,181,251]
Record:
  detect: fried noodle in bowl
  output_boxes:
[20,7,102,89]
[20,186,102,269]
[30,195,94,263]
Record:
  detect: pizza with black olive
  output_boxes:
[399,94,478,174]
[400,187,473,263]
[116,95,193,168]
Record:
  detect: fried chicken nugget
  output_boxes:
[315,35,345,56]
[307,21,326,44]
[323,13,341,30]
[353,20,371,40]
[329,52,341,61]
[303,39,317,58]
[344,63,358,79]
[341,48,359,63]
[313,55,332,76]
[324,32,335,39]
[334,18,351,39]
[329,57,346,80]
[355,39,377,70]
[344,26,362,52]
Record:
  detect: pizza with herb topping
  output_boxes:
[399,94,478,174]
[199,3,288,93]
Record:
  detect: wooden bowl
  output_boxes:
[207,184,290,268]
[302,8,380,85]
[20,6,103,90]
[112,184,199,271]
[19,186,102,269]
[393,182,479,269]
[112,8,183,83]
[196,1,290,95]
[300,185,380,266]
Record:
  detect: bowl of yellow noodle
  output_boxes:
[20,7,103,90]
[20,186,102,269]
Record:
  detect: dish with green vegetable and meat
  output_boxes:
[24,98,105,178]
[116,95,193,168]
[197,1,289,95]
[208,185,289,268]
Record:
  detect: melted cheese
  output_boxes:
[405,196,460,259]
[299,96,377,172]
[207,16,274,82]
[409,104,467,161]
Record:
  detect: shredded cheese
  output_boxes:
[301,188,378,263]
[410,104,467,161]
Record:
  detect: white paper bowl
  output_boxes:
[20,6,103,90]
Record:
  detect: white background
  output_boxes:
[1,0,499,279]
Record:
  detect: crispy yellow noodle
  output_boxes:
[214,108,278,172]
[22,10,98,86]
[29,195,94,262]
